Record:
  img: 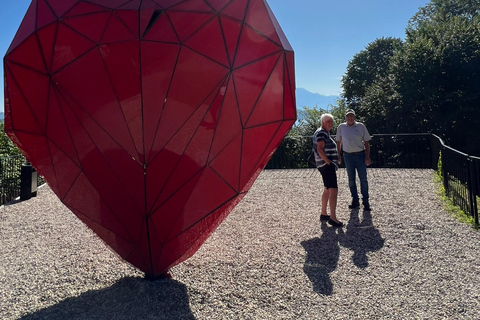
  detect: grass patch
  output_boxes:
[434,171,479,230]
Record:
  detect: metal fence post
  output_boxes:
[441,149,449,196]
[469,158,479,225]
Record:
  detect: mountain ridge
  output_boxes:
[296,88,338,109]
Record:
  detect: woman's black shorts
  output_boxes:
[318,163,338,189]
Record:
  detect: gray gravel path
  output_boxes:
[1,169,479,319]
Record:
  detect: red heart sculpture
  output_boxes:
[4,0,296,277]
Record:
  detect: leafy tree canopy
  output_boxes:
[0,123,21,158]
[341,37,404,110]
[340,0,480,155]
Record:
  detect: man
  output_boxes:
[313,113,343,227]
[336,109,372,211]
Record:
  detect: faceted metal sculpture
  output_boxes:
[4,0,296,277]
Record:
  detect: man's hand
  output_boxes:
[365,158,371,166]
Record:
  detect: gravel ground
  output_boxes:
[1,168,480,319]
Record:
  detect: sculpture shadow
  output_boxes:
[340,209,385,268]
[20,276,196,320]
[301,223,344,295]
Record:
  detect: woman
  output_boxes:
[312,113,343,227]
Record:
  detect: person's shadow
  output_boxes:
[20,276,196,320]
[301,223,343,295]
[340,209,385,268]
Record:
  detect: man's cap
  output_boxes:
[345,109,356,116]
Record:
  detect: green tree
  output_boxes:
[393,4,480,153]
[341,37,404,111]
[0,123,21,158]
[341,0,480,155]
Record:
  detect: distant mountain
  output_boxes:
[0,112,3,120]
[296,88,338,109]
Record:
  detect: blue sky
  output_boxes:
[1,0,429,112]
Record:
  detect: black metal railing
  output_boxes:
[267,133,479,225]
[0,155,43,206]
[439,140,480,225]
[266,133,440,170]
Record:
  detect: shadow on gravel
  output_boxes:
[340,209,385,268]
[20,276,196,320]
[301,223,343,295]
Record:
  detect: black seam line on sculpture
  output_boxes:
[200,74,231,157]
[208,163,240,194]
[144,73,230,215]
[161,188,241,250]
[182,44,230,70]
[216,13,233,68]
[69,201,138,247]
[137,11,154,274]
[32,30,50,77]
[244,23,283,49]
[55,1,84,19]
[142,10,164,38]
[177,9,218,43]
[202,0,218,13]
[165,4,230,43]
[95,44,142,164]
[95,11,114,45]
[162,191,246,250]
[3,64,45,134]
[61,8,110,20]
[49,21,59,74]
[68,174,139,245]
[283,53,295,119]
[240,121,283,177]
[162,11,181,44]
[244,119,285,130]
[145,69,229,168]
[50,85,84,171]
[50,85,92,171]
[145,214,155,277]
[50,47,140,166]
[243,53,282,126]
[57,163,83,202]
[49,46,97,77]
[205,74,233,162]
[229,72,243,191]
[48,21,98,74]
[110,10,137,40]
[51,88,145,221]
[148,165,207,217]
[231,49,283,73]
[52,57,135,164]
[144,40,181,164]
[4,59,50,77]
[229,0,249,69]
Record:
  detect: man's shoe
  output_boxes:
[348,200,360,209]
[363,202,371,211]
[320,214,330,221]
[328,219,344,227]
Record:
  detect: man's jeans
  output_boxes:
[343,152,369,202]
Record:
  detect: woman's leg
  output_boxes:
[322,187,329,216]
[328,188,338,221]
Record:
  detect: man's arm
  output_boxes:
[337,140,342,165]
[364,141,371,166]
